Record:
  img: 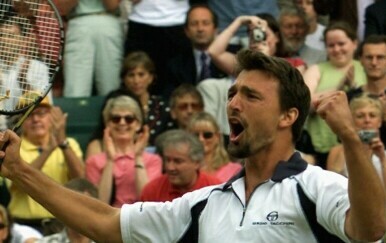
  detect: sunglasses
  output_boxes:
[194,131,215,139]
[109,115,136,124]
[0,223,6,229]
[176,103,203,111]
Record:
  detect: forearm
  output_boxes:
[11,161,122,242]
[98,160,114,204]
[343,133,386,240]
[134,155,148,196]
[30,148,54,170]
[103,0,120,12]
[63,147,85,178]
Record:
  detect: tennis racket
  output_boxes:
[0,0,64,130]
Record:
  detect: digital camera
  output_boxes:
[252,27,266,42]
[358,129,378,144]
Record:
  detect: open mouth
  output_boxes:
[229,118,245,142]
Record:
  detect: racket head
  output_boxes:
[0,0,64,115]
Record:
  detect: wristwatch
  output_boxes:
[58,139,69,150]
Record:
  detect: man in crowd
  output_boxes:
[141,129,220,202]
[169,83,204,130]
[0,50,384,242]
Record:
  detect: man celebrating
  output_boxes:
[0,50,384,242]
[141,129,220,202]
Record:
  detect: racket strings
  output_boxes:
[0,0,62,113]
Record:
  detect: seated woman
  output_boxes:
[85,95,162,207]
[327,95,385,184]
[120,51,174,145]
[187,112,242,182]
[208,13,306,75]
[85,89,141,160]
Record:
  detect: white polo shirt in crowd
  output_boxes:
[120,152,351,242]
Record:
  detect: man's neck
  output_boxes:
[365,77,386,94]
[244,142,295,204]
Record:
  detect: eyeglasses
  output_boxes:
[30,108,49,118]
[109,115,137,124]
[176,103,203,111]
[194,131,215,139]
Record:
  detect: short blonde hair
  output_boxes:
[350,95,383,118]
[102,95,143,125]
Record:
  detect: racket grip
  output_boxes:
[0,140,10,165]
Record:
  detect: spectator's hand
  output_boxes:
[338,65,356,90]
[0,130,22,179]
[134,125,149,157]
[238,16,267,32]
[50,106,67,145]
[103,127,116,160]
[314,91,357,140]
[250,41,270,56]
[370,136,386,163]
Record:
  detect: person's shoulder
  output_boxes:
[298,164,348,189]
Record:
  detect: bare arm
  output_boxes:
[103,0,121,12]
[0,131,123,243]
[133,126,150,195]
[208,16,266,76]
[315,91,386,241]
[51,107,84,178]
[98,128,116,204]
[85,139,103,161]
[326,145,346,176]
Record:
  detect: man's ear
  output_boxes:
[170,109,177,120]
[279,108,299,128]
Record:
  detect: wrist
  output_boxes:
[58,139,69,150]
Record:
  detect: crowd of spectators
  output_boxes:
[1,0,386,241]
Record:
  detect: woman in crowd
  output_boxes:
[187,112,241,182]
[303,21,367,168]
[85,89,140,160]
[86,95,162,207]
[120,51,174,145]
[326,95,385,184]
[208,13,306,75]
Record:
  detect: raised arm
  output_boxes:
[208,16,266,76]
[315,91,386,241]
[0,130,123,243]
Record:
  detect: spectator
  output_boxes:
[303,21,367,168]
[347,35,386,144]
[0,204,43,243]
[279,6,326,66]
[36,178,98,243]
[85,89,141,160]
[294,0,326,51]
[7,97,84,234]
[364,0,386,37]
[120,51,174,145]
[0,17,50,111]
[63,0,123,97]
[165,4,227,96]
[0,205,10,243]
[208,0,279,50]
[327,95,385,183]
[208,14,306,75]
[1,50,385,242]
[187,112,241,182]
[141,129,220,202]
[124,0,191,95]
[169,83,204,129]
[86,95,162,207]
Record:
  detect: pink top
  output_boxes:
[209,162,242,182]
[86,152,162,207]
